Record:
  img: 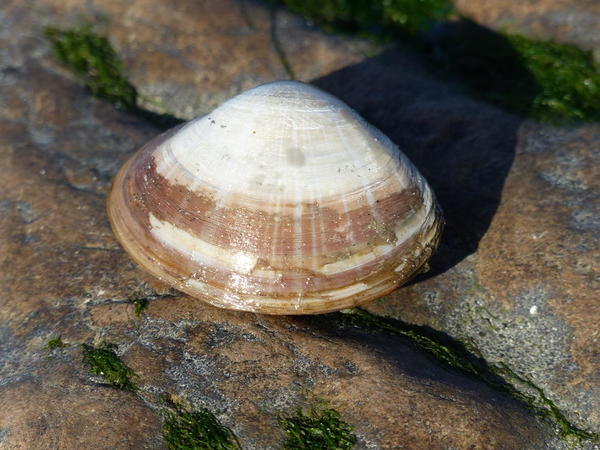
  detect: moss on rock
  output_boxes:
[81,342,139,392]
[274,1,600,124]
[339,308,600,445]
[45,25,138,111]
[162,404,240,450]
[44,336,67,351]
[272,0,452,35]
[279,407,357,449]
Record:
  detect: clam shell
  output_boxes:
[107,81,442,314]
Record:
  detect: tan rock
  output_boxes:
[453,0,600,58]
[0,363,162,449]
[0,0,595,448]
[38,0,372,119]
[328,53,600,434]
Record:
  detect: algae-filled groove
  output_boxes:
[45,25,137,111]
[161,401,242,450]
[45,24,183,130]
[273,0,600,124]
[269,6,296,80]
[44,336,67,352]
[279,407,357,449]
[44,8,600,126]
[338,308,600,445]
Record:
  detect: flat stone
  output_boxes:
[35,0,372,119]
[0,362,163,449]
[453,0,600,59]
[0,57,555,447]
[322,53,600,434]
[0,0,596,448]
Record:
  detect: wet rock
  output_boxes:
[0,115,557,446]
[35,0,372,119]
[0,0,596,448]
[453,0,600,59]
[328,53,600,435]
[0,361,163,449]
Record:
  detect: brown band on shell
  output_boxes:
[124,151,422,266]
[110,151,440,300]
[109,155,442,312]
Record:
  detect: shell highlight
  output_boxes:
[107,81,443,314]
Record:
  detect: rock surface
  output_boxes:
[0,0,598,448]
[453,0,600,59]
[326,53,600,435]
[36,0,372,120]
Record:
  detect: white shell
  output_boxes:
[108,81,442,314]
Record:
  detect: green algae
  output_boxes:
[340,308,481,376]
[45,25,137,111]
[506,35,600,122]
[273,1,600,124]
[162,404,241,450]
[279,407,357,449]
[81,342,139,392]
[45,7,600,124]
[45,336,67,351]
[42,11,600,446]
[45,24,183,129]
[433,21,600,123]
[491,362,598,446]
[127,297,149,317]
[271,0,453,35]
[339,308,599,444]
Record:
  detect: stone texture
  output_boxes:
[34,0,373,119]
[0,362,163,449]
[318,54,600,434]
[0,0,598,448]
[0,106,556,448]
[453,0,600,59]
[0,57,555,447]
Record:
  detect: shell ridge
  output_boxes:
[208,117,248,209]
[308,182,320,274]
[291,111,309,281]
[332,122,382,220]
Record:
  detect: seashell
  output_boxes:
[107,81,443,314]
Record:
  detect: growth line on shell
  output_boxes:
[291,116,305,311]
[333,122,386,241]
[207,120,242,211]
[292,117,304,269]
[333,123,359,255]
[308,182,320,273]
[331,121,396,273]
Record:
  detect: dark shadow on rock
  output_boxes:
[294,312,541,420]
[312,29,534,277]
[426,19,541,118]
[291,310,595,440]
[133,107,184,131]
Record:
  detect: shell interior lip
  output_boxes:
[107,80,443,314]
